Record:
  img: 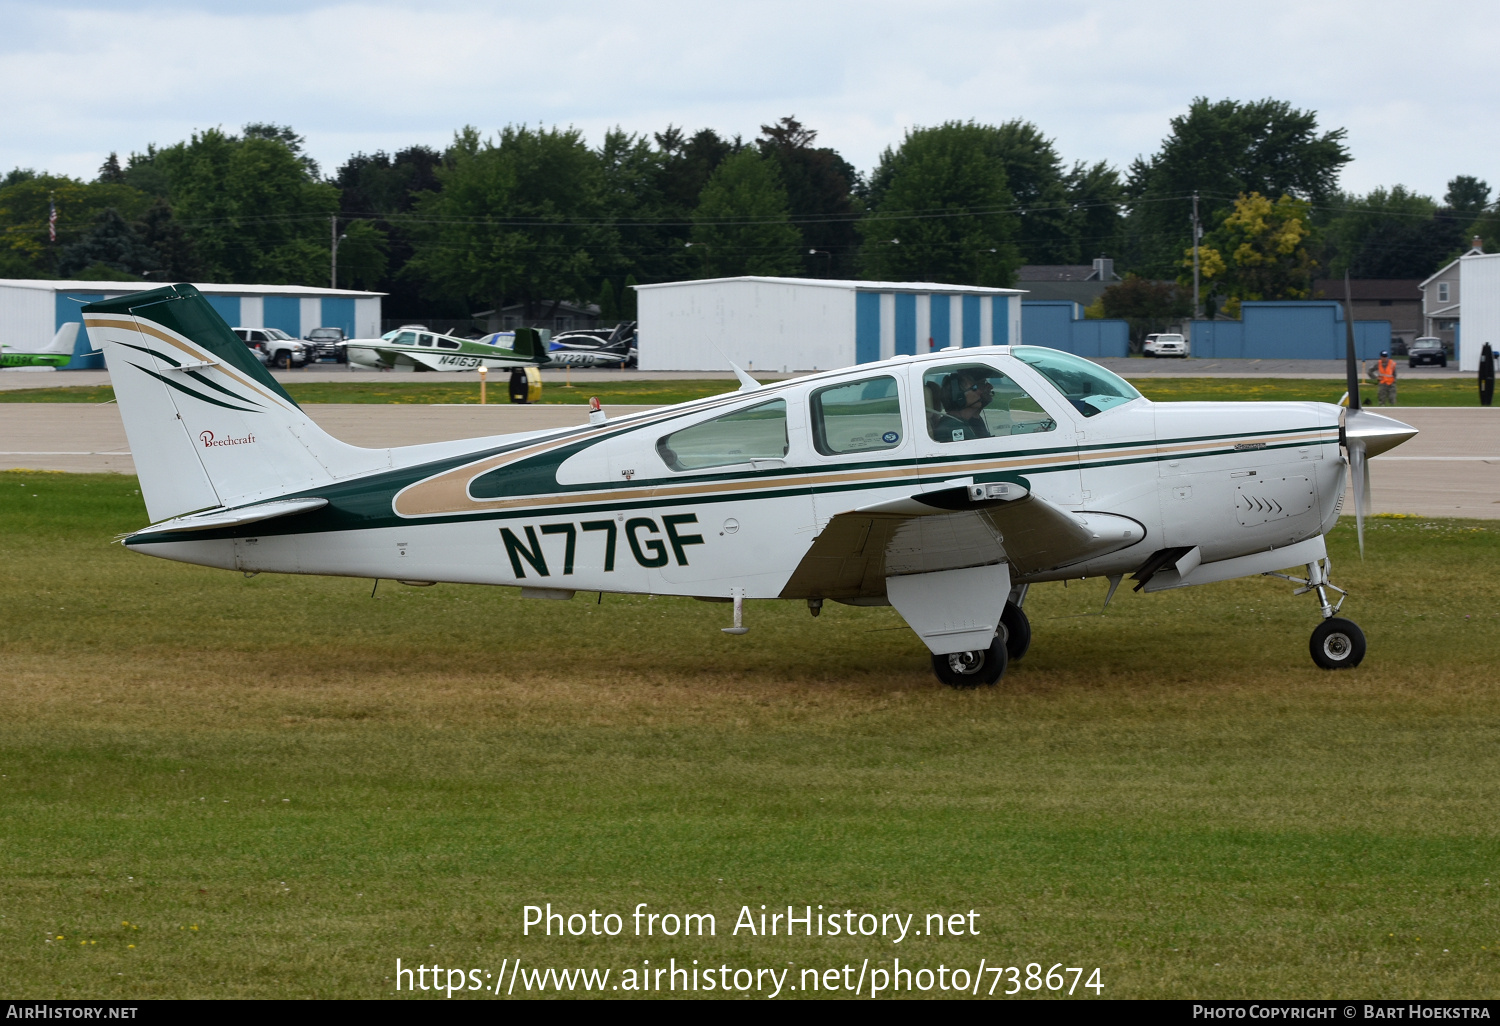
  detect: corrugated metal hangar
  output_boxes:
[0,279,383,369]
[634,277,1024,372]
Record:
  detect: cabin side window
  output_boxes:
[921,364,1055,443]
[436,338,461,350]
[656,399,788,472]
[393,331,418,346]
[809,376,903,456]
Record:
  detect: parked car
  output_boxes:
[304,326,347,362]
[1408,336,1448,368]
[231,327,312,368]
[1143,332,1189,358]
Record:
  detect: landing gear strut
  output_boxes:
[1266,557,1365,670]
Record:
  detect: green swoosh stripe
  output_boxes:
[129,362,263,414]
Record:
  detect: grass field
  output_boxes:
[2,472,1499,999]
[0,375,1485,407]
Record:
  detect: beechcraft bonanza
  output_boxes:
[344,326,550,373]
[90,284,1417,686]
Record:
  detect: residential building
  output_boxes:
[1013,257,1120,304]
[1418,237,1484,349]
[1311,279,1423,352]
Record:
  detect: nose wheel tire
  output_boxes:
[1000,600,1031,662]
[932,634,1009,688]
[1309,617,1366,670]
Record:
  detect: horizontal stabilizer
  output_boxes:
[128,497,328,538]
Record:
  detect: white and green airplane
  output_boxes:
[344,326,550,373]
[88,284,1417,687]
[2,322,79,369]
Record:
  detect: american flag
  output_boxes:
[48,197,57,243]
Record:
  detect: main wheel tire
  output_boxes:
[1000,600,1031,662]
[931,635,1009,688]
[1310,617,1366,670]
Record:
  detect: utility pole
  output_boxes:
[1191,191,1202,319]
[330,215,338,289]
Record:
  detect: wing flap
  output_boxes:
[780,489,1142,599]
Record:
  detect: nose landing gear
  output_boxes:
[1266,557,1366,669]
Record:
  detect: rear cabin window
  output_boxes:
[656,399,788,471]
[436,338,461,350]
[921,364,1056,443]
[417,334,436,348]
[810,376,903,456]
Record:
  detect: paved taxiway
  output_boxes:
[2,401,1495,519]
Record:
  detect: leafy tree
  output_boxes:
[136,198,201,280]
[1191,192,1317,317]
[1087,273,1190,348]
[859,121,1021,285]
[1126,98,1351,276]
[123,146,170,199]
[1445,175,1490,216]
[58,208,157,278]
[596,128,678,286]
[0,174,151,277]
[406,125,613,319]
[153,126,339,283]
[333,145,442,314]
[756,116,861,278]
[596,278,619,322]
[689,148,803,277]
[621,273,639,320]
[3,168,38,188]
[335,219,388,290]
[1066,160,1125,264]
[657,127,737,215]
[1315,185,1470,279]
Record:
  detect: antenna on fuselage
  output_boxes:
[705,338,761,392]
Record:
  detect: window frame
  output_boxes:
[654,397,791,474]
[807,374,908,459]
[914,360,1063,448]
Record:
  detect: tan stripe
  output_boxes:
[394,422,1335,519]
[85,315,290,412]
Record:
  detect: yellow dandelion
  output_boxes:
[122,921,129,926]
[128,945,135,949]
[56,935,63,940]
[190,924,198,931]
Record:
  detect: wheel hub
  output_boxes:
[946,651,984,675]
[1322,632,1351,660]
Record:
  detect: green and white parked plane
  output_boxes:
[344,325,550,373]
[90,284,1417,686]
[2,322,78,369]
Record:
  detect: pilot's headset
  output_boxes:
[942,371,972,412]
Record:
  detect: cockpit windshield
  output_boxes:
[1011,346,1142,417]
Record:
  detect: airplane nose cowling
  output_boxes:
[1341,409,1419,458]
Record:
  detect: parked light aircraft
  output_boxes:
[88,284,1417,686]
[1,322,78,369]
[345,326,550,373]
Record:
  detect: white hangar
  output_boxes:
[633,276,1025,373]
[0,279,383,370]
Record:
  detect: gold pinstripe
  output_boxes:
[84,315,293,413]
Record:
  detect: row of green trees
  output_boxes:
[0,101,1493,323]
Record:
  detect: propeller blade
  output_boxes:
[1349,435,1367,559]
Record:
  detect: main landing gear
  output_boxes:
[932,596,1032,688]
[1267,557,1366,670]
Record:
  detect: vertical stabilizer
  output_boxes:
[85,284,389,522]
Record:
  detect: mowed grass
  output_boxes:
[2,473,1499,1000]
[0,374,1486,407]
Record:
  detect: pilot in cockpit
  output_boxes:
[934,368,994,442]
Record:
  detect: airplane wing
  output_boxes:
[779,483,1142,601]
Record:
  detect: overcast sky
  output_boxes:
[1,0,1495,200]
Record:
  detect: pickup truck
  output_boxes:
[231,327,312,368]
[1143,332,1189,358]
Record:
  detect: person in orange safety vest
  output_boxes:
[1370,350,1397,406]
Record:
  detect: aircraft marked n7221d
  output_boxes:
[87,284,1417,686]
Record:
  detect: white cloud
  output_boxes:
[0,0,1495,200]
